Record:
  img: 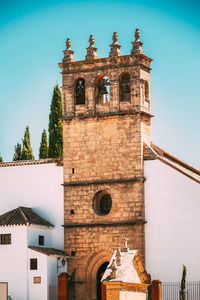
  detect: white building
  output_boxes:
[0,159,68,300]
[0,206,68,300]
[144,143,200,282]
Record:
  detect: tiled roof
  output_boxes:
[0,158,63,168]
[144,142,200,184]
[28,246,69,258]
[0,206,54,227]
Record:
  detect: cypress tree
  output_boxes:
[0,153,3,162]
[13,143,22,161]
[39,129,48,159]
[21,126,34,160]
[48,85,63,158]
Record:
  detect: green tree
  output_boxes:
[0,153,3,162]
[39,129,48,159]
[21,126,34,160]
[48,85,63,158]
[13,143,22,161]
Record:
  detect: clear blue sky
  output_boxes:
[0,0,199,167]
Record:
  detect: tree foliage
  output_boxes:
[13,143,22,161]
[0,153,3,162]
[39,129,48,159]
[48,85,63,158]
[21,126,34,160]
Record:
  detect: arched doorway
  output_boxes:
[96,261,109,300]
[84,249,112,300]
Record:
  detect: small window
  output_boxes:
[38,235,44,246]
[0,234,11,245]
[30,258,37,270]
[75,78,85,105]
[71,251,76,257]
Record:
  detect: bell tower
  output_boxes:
[59,29,153,300]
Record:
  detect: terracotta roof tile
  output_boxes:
[0,206,54,227]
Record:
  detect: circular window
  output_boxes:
[93,190,112,216]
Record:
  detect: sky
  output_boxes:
[0,0,199,167]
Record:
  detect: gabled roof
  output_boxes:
[28,246,69,258]
[0,206,54,227]
[102,248,150,284]
[144,143,200,184]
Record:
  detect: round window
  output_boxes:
[93,190,112,216]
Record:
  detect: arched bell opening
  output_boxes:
[95,75,110,105]
[119,72,131,102]
[75,78,85,105]
[96,261,109,300]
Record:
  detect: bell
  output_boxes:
[124,84,130,93]
[100,85,108,94]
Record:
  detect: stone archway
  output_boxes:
[84,249,112,300]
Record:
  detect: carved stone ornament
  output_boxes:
[131,28,144,55]
[63,37,75,63]
[66,37,71,50]
[89,34,95,47]
[135,28,140,42]
[85,34,98,60]
[109,31,121,57]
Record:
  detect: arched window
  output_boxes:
[145,81,149,99]
[120,73,131,102]
[75,78,85,105]
[96,76,110,104]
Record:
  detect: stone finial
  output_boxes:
[89,34,95,47]
[66,37,71,50]
[113,32,118,44]
[131,28,144,55]
[109,259,117,279]
[85,34,98,60]
[109,32,121,57]
[63,37,75,63]
[135,28,140,42]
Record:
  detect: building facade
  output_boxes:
[60,30,152,300]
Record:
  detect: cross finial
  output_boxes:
[124,236,128,248]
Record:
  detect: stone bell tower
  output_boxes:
[59,29,153,300]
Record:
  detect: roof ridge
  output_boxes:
[18,206,29,225]
[151,143,200,175]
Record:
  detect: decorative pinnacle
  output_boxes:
[89,34,95,47]
[66,37,71,50]
[112,32,118,44]
[135,28,140,42]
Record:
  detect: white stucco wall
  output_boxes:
[0,163,64,249]
[0,226,28,300]
[27,227,53,248]
[145,159,200,282]
[28,249,48,300]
